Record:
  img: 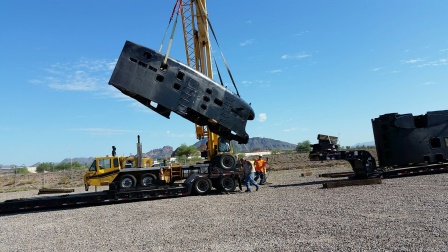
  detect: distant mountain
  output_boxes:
[233,137,296,152]
[60,157,94,166]
[351,141,375,147]
[55,138,297,163]
[193,137,296,153]
[144,146,174,159]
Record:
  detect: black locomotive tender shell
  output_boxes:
[109,41,255,144]
[372,110,448,167]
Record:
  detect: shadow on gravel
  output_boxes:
[269,179,348,189]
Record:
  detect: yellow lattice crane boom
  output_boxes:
[180,0,232,160]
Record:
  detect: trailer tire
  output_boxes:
[119,174,137,189]
[140,173,157,187]
[217,154,236,170]
[216,176,236,192]
[193,177,212,195]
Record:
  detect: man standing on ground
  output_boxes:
[240,158,259,192]
[254,155,267,185]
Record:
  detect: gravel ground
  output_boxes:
[0,167,447,252]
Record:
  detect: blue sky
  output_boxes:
[1,1,447,166]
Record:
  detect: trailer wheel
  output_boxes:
[218,154,236,170]
[193,177,212,195]
[140,173,157,187]
[119,174,137,189]
[216,176,236,192]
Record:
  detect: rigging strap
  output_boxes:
[159,0,181,52]
[163,2,183,65]
[195,1,241,97]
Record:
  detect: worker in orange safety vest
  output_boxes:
[254,155,267,185]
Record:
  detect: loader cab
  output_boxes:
[88,156,121,172]
[84,156,122,188]
[217,137,231,153]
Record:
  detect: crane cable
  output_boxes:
[213,57,224,88]
[195,1,241,97]
[159,0,181,53]
[162,1,183,65]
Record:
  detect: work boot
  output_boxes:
[256,186,259,191]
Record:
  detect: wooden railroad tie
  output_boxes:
[322,177,382,189]
[38,188,75,195]
[319,171,355,178]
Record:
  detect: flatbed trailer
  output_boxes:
[0,183,190,214]
[0,170,241,214]
[376,162,448,178]
[312,149,448,179]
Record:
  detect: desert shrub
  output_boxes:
[14,168,30,174]
[271,148,281,155]
[5,177,15,186]
[16,178,36,186]
[59,177,71,184]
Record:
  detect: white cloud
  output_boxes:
[402,58,424,64]
[269,69,282,74]
[241,80,253,86]
[258,113,267,122]
[370,67,382,72]
[32,58,116,92]
[418,59,447,67]
[281,53,311,59]
[240,39,255,47]
[241,80,271,88]
[423,81,435,86]
[283,127,307,132]
[165,130,195,138]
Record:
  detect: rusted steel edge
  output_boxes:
[319,172,354,178]
[322,178,382,189]
[38,188,75,195]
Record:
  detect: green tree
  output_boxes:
[55,161,84,171]
[175,144,199,157]
[296,140,311,153]
[36,162,55,173]
[174,144,200,164]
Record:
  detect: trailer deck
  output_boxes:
[0,183,190,214]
